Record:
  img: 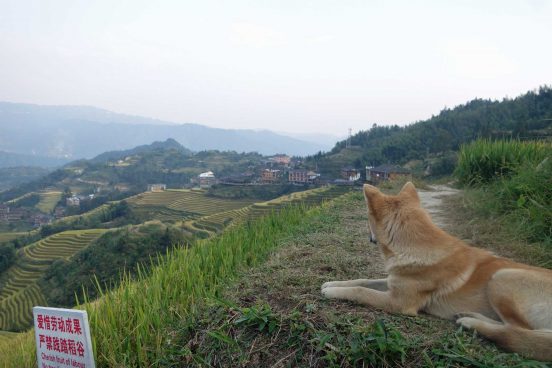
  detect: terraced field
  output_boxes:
[0,229,107,331]
[183,186,352,237]
[0,186,351,334]
[129,189,257,221]
[35,191,62,213]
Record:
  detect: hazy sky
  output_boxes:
[1,0,551,136]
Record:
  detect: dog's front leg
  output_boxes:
[321,286,420,316]
[321,278,388,291]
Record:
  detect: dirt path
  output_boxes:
[417,185,459,229]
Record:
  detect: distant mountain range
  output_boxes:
[0,150,68,168]
[0,102,332,167]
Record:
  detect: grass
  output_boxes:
[1,188,549,367]
[455,139,552,245]
[455,139,551,185]
[162,192,546,367]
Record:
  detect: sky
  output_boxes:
[0,0,551,136]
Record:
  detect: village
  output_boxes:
[0,153,411,230]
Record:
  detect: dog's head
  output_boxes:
[363,182,421,251]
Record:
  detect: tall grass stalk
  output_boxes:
[455,139,551,185]
[456,139,552,245]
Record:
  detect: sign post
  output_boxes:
[33,306,95,368]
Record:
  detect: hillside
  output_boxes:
[0,167,51,192]
[307,86,552,176]
[0,185,351,334]
[0,102,330,160]
[0,139,265,203]
[2,185,547,366]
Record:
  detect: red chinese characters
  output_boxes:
[35,314,83,335]
[38,334,85,357]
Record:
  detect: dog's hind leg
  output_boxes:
[321,278,388,291]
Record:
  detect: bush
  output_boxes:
[455,139,551,185]
[0,244,15,273]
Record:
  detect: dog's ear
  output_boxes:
[363,184,380,200]
[399,181,420,205]
[363,184,381,210]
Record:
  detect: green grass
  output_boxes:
[455,139,551,185]
[455,139,552,245]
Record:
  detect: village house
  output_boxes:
[6,208,27,222]
[269,155,291,166]
[198,171,216,188]
[147,184,167,192]
[54,207,66,219]
[288,170,320,184]
[32,213,51,227]
[341,167,361,182]
[66,196,81,207]
[261,169,282,184]
[366,164,411,184]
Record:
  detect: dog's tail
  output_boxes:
[493,326,552,362]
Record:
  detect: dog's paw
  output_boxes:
[321,281,337,290]
[456,316,478,330]
[321,287,342,299]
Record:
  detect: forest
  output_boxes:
[307,86,552,176]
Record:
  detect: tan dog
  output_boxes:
[321,182,552,361]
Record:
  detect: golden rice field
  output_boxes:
[35,191,62,213]
[0,232,26,243]
[127,189,257,223]
[0,229,106,331]
[183,186,352,237]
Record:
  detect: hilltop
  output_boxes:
[307,86,552,177]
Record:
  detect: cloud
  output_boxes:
[229,22,287,48]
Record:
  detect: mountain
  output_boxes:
[90,138,192,163]
[0,102,331,161]
[0,166,50,192]
[0,150,69,169]
[306,86,552,176]
[0,139,265,202]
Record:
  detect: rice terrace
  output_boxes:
[0,185,351,348]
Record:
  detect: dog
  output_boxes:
[321,182,552,361]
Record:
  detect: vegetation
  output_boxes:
[456,139,552,245]
[308,86,552,177]
[207,183,300,200]
[1,188,548,367]
[455,139,551,184]
[35,191,62,213]
[38,224,188,307]
[0,229,106,331]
